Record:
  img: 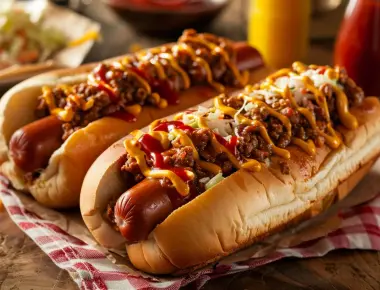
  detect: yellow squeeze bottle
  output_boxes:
[248,0,311,69]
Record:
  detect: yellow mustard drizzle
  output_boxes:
[303,76,331,121]
[214,97,291,159]
[332,86,359,130]
[159,53,191,89]
[325,68,337,80]
[123,62,361,193]
[179,35,249,87]
[266,68,293,83]
[124,104,142,117]
[291,84,341,148]
[113,63,153,95]
[197,115,261,171]
[43,32,247,123]
[197,115,250,170]
[148,58,167,80]
[273,80,342,150]
[292,138,316,156]
[131,119,224,194]
[241,95,292,133]
[241,160,262,171]
[292,61,307,73]
[41,86,89,122]
[133,123,223,195]
[149,131,171,150]
[171,43,225,92]
[124,139,192,196]
[169,129,222,175]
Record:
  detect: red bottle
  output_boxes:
[334,0,380,96]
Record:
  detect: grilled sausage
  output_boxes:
[9,115,63,173]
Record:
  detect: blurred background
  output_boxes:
[2,0,380,95]
[63,0,348,64]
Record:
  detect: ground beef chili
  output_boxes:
[222,93,326,149]
[336,67,365,106]
[121,128,230,195]
[106,63,366,230]
[36,29,247,141]
[119,69,364,199]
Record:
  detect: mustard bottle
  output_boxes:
[248,0,311,69]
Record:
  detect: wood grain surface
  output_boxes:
[1,205,380,290]
[0,0,379,289]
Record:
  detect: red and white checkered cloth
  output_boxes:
[1,175,380,290]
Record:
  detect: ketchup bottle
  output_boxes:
[334,0,380,96]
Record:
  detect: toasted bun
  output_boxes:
[0,59,270,208]
[81,96,380,274]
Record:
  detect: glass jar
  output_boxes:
[334,0,380,96]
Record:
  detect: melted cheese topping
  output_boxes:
[43,32,248,123]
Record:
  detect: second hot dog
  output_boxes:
[115,178,173,243]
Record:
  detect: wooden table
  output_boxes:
[1,1,379,289]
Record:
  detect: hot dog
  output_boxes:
[80,62,380,274]
[0,29,266,208]
[9,116,64,173]
[115,179,174,243]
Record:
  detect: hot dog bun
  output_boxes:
[80,93,380,274]
[0,58,269,208]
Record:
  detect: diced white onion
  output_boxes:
[244,102,256,112]
[207,119,234,137]
[301,69,337,87]
[293,89,314,105]
[274,76,289,89]
[205,173,224,190]
[289,77,305,89]
[199,177,210,184]
[168,131,176,141]
[249,90,279,105]
[207,109,223,120]
[182,113,193,125]
[275,76,305,90]
[224,135,232,142]
[197,105,209,113]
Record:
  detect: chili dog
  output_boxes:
[0,29,266,208]
[80,62,380,274]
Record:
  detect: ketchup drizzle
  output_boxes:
[93,64,108,81]
[135,64,180,105]
[151,80,180,105]
[93,64,118,102]
[137,133,190,182]
[316,67,327,75]
[139,134,164,153]
[136,120,241,206]
[137,120,241,205]
[215,134,238,155]
[153,120,194,132]
[109,111,137,122]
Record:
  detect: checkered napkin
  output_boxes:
[1,174,379,290]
